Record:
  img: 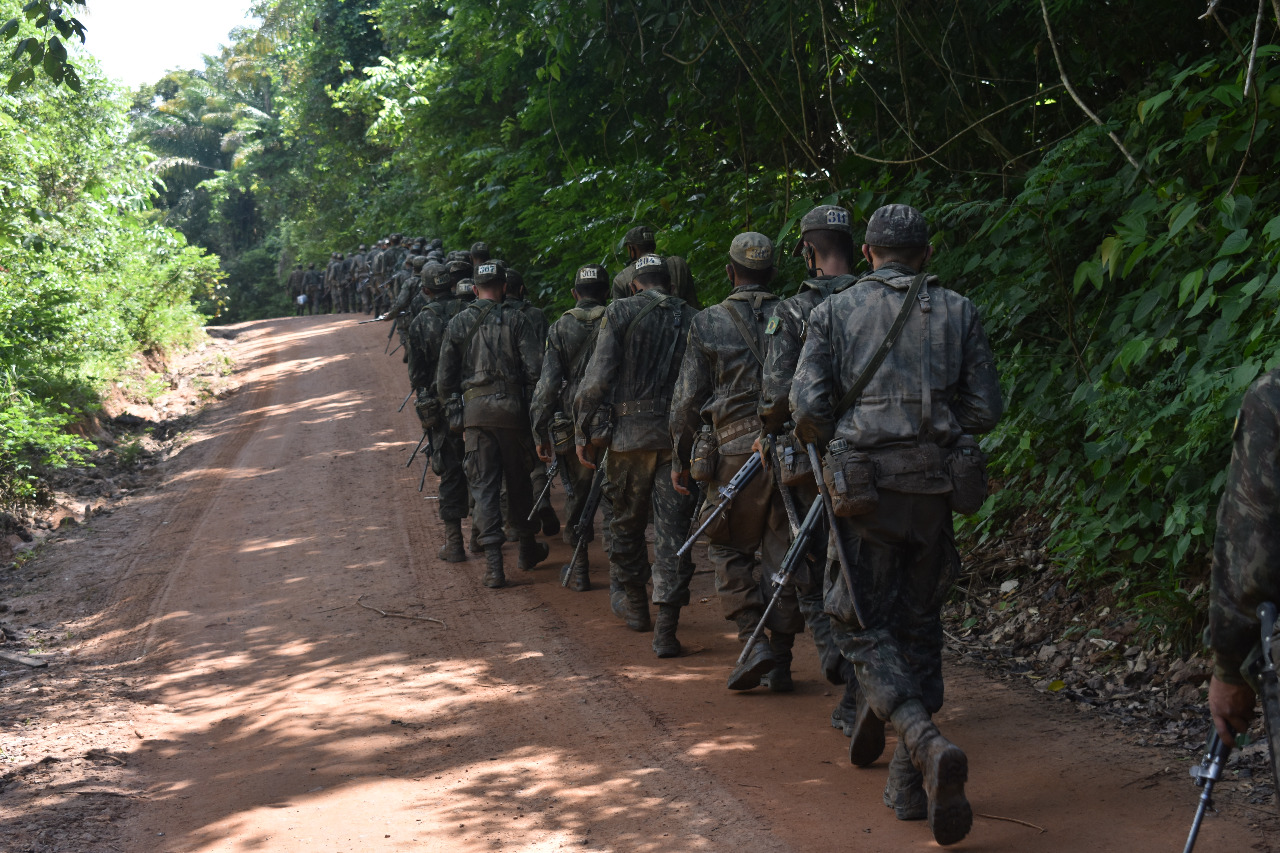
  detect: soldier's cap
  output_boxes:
[574,264,608,289]
[474,259,507,286]
[430,238,443,249]
[505,269,524,291]
[391,233,403,242]
[470,241,489,255]
[445,258,473,278]
[864,203,929,248]
[633,253,665,274]
[308,262,316,268]
[446,250,470,264]
[790,204,853,256]
[729,232,774,270]
[456,278,476,294]
[337,253,345,260]
[421,261,446,287]
[623,225,656,246]
[411,255,428,270]
[358,244,366,251]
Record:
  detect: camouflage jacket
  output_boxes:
[612,255,700,309]
[387,269,417,324]
[505,297,550,353]
[791,262,1002,450]
[529,299,606,438]
[671,284,780,470]
[302,270,323,293]
[286,268,305,295]
[575,287,695,453]
[759,274,857,435]
[407,294,466,394]
[437,298,542,430]
[1209,368,1280,684]
[324,260,343,293]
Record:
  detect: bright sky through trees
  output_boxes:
[82,0,258,87]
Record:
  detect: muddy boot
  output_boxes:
[609,577,627,619]
[891,699,971,846]
[848,683,887,767]
[539,505,560,537]
[564,547,590,592]
[883,741,927,821]
[518,536,549,571]
[438,519,466,562]
[652,605,682,658]
[727,632,776,691]
[482,546,506,589]
[469,524,483,555]
[624,586,652,632]
[760,631,795,693]
[831,676,859,736]
[504,526,519,543]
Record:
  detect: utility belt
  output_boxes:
[689,415,761,482]
[821,436,988,517]
[615,399,665,417]
[462,380,511,402]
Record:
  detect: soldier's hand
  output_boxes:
[577,444,596,469]
[671,469,691,496]
[537,442,554,463]
[376,314,387,321]
[751,434,771,469]
[1209,675,1256,747]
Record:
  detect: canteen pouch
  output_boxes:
[947,435,989,515]
[689,426,719,483]
[550,412,575,455]
[415,394,442,430]
[586,404,614,449]
[823,440,879,518]
[777,432,813,487]
[445,393,464,434]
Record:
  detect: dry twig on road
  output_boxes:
[355,595,446,627]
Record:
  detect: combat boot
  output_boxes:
[469,524,483,554]
[883,741,927,821]
[482,546,506,589]
[727,639,776,691]
[517,536,549,571]
[438,519,466,562]
[891,699,971,846]
[760,631,795,693]
[609,577,627,619]
[848,684,887,767]
[624,586,652,632]
[831,676,859,736]
[539,505,560,536]
[651,605,682,658]
[564,547,590,592]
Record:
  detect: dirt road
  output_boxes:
[2,316,1274,852]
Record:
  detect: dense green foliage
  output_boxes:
[0,1,219,509]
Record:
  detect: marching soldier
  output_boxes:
[576,254,698,657]
[505,268,558,535]
[611,224,700,308]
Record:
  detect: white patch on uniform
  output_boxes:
[578,267,599,280]
[826,209,850,226]
[478,263,497,276]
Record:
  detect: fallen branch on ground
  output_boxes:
[355,595,446,627]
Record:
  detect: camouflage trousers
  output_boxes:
[431,426,468,523]
[825,490,957,719]
[604,448,696,607]
[464,427,537,547]
[703,452,803,636]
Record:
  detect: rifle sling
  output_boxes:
[831,272,927,421]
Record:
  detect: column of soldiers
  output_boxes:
[352,208,999,847]
[285,234,449,317]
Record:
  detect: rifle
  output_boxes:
[405,429,428,468]
[558,456,577,499]
[728,496,823,689]
[384,320,397,354]
[807,442,870,629]
[357,318,381,325]
[527,456,560,521]
[1255,601,1279,806]
[388,340,403,357]
[561,453,608,587]
[417,434,434,492]
[1183,729,1232,853]
[676,452,762,557]
[398,390,414,413]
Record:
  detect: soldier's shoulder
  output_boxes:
[1243,369,1280,414]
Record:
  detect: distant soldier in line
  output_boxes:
[611,224,700,309]
[373,234,407,315]
[790,204,1002,846]
[286,263,306,316]
[531,264,610,591]
[469,241,490,268]
[671,232,803,682]
[437,260,548,588]
[409,259,473,563]
[759,204,865,733]
[302,262,323,315]
[350,244,371,313]
[576,255,698,656]
[325,253,345,314]
[505,268,558,536]
[379,255,420,361]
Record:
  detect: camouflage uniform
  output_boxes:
[302,265,323,315]
[437,271,545,586]
[1210,368,1280,685]
[324,255,344,313]
[531,266,610,588]
[287,265,305,315]
[576,259,698,633]
[671,275,803,667]
[611,225,700,308]
[791,205,1001,846]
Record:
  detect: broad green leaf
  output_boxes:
[1168,201,1198,236]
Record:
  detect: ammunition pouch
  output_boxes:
[415,392,442,430]
[586,404,614,449]
[689,427,719,483]
[550,412,575,455]
[947,435,989,515]
[777,432,813,487]
[445,394,464,434]
[823,441,953,517]
[694,495,732,544]
[823,440,879,517]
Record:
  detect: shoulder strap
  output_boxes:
[624,290,674,348]
[832,272,927,420]
[462,301,498,355]
[724,298,766,367]
[566,308,607,377]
